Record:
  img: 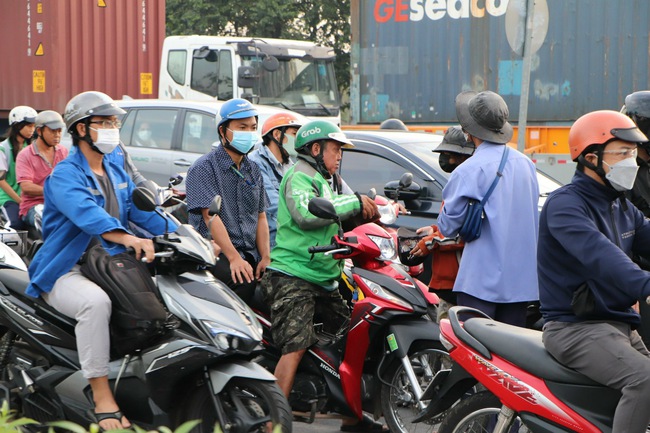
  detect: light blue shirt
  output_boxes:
[438,142,540,303]
[248,145,293,249]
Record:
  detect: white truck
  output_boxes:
[159,35,341,125]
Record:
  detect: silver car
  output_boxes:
[115,99,288,187]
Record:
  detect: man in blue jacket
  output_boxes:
[539,110,650,433]
[28,91,176,431]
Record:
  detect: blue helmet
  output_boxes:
[216,98,259,130]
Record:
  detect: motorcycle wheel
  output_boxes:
[182,378,292,433]
[437,391,531,433]
[380,342,452,433]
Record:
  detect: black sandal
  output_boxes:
[90,410,130,431]
[340,414,390,432]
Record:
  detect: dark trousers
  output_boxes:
[210,252,257,304]
[2,201,25,231]
[456,292,528,327]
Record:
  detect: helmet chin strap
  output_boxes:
[314,142,331,179]
[78,121,104,155]
[577,153,628,207]
[271,129,290,164]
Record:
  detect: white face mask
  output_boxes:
[138,129,152,142]
[604,157,639,192]
[90,127,120,154]
[282,134,297,158]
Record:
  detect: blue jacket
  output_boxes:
[248,145,292,249]
[27,149,176,297]
[538,170,650,326]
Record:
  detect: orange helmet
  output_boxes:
[261,112,306,137]
[569,110,648,161]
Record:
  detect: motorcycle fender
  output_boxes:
[208,360,276,393]
[413,362,477,422]
[386,318,440,359]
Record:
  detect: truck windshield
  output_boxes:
[241,55,340,116]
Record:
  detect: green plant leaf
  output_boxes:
[173,419,201,433]
[47,420,91,433]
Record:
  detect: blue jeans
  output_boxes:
[2,201,25,230]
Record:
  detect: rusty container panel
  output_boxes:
[350,0,650,124]
[0,0,165,116]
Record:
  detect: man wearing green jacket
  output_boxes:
[263,120,378,421]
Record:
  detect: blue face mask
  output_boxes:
[226,129,259,154]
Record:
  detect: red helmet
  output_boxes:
[261,112,306,137]
[568,110,648,161]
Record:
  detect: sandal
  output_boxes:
[340,414,390,432]
[89,410,131,431]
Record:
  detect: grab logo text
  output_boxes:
[374,0,510,23]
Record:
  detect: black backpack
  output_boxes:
[80,245,177,357]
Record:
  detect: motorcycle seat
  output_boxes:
[463,317,602,386]
[0,268,77,330]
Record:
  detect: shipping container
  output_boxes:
[0,0,165,120]
[350,0,650,125]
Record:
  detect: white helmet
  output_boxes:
[8,106,37,126]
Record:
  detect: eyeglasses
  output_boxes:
[89,119,122,129]
[601,148,638,158]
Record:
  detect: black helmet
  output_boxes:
[380,118,408,131]
[624,91,650,138]
[397,227,426,266]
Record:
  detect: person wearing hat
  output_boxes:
[186,98,269,304]
[248,111,307,249]
[409,126,475,320]
[15,110,69,233]
[436,91,539,326]
[538,110,650,433]
[0,105,38,230]
[261,120,383,431]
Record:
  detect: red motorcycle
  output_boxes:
[427,306,622,433]
[250,198,446,433]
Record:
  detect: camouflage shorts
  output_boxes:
[261,270,350,354]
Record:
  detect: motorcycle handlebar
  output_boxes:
[308,244,338,254]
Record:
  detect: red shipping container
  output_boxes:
[0,0,165,118]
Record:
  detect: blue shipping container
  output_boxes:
[350,0,650,124]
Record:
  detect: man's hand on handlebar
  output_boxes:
[123,236,155,263]
[360,194,380,221]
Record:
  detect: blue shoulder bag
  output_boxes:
[458,146,509,242]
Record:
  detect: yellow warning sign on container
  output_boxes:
[140,73,153,95]
[33,70,46,93]
[37,3,42,13]
[98,0,106,7]
[35,43,44,56]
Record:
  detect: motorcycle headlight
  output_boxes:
[201,320,256,351]
[359,276,413,311]
[368,235,397,261]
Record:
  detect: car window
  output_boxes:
[128,109,176,150]
[340,149,430,196]
[182,111,218,154]
[119,110,135,146]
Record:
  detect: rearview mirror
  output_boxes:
[238,66,258,88]
[132,187,158,212]
[262,55,279,72]
[384,180,422,201]
[308,197,338,221]
[399,172,413,189]
[208,196,222,217]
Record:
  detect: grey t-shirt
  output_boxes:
[94,172,120,219]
